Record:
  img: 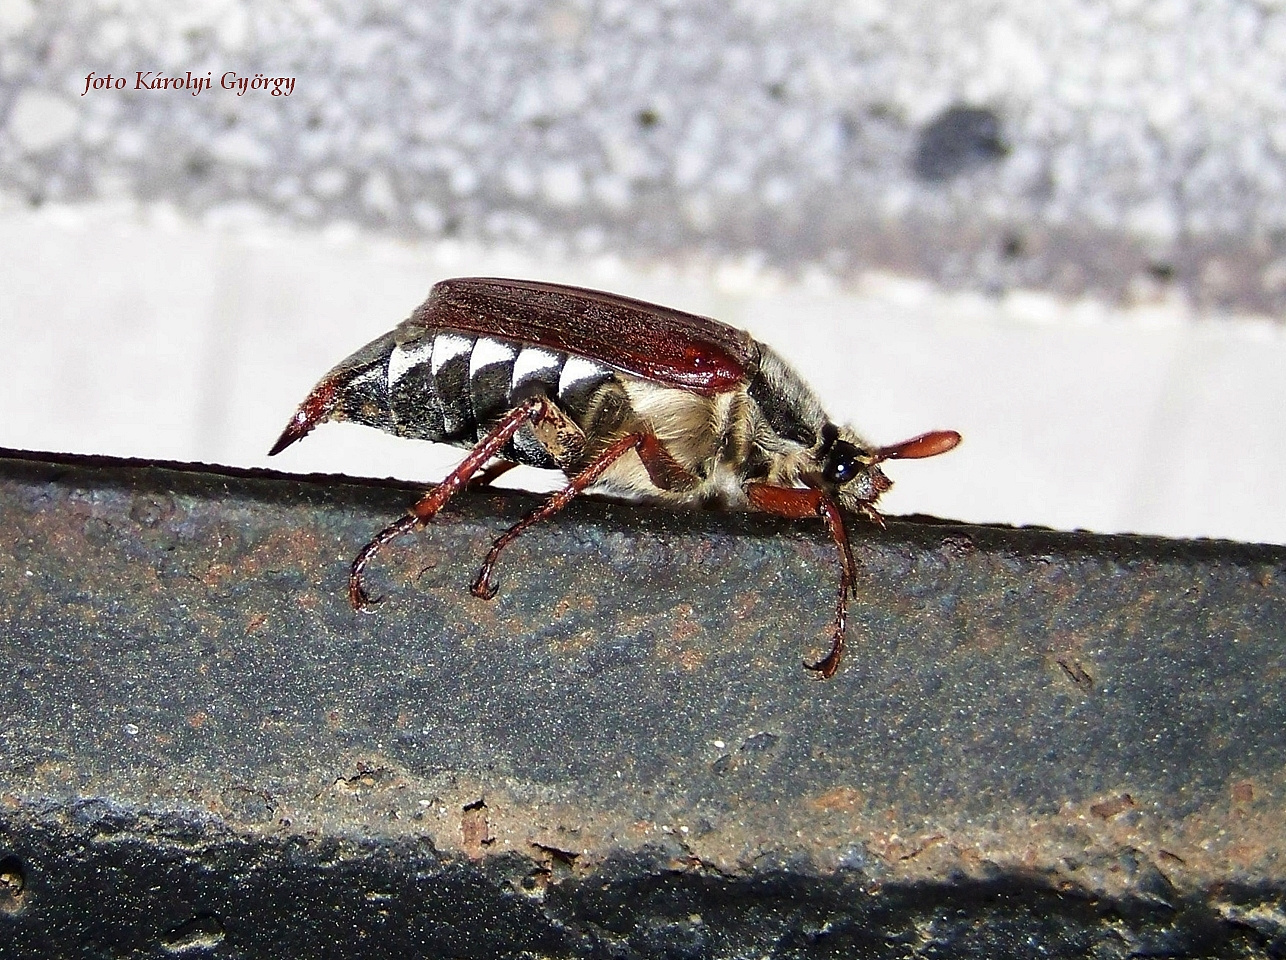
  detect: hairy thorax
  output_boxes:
[587,375,816,510]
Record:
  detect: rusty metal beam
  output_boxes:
[1,448,1283,958]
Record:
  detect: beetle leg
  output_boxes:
[470,431,650,600]
[809,494,859,678]
[468,460,518,489]
[349,396,553,610]
[854,499,886,529]
[349,514,421,608]
[633,432,700,492]
[525,399,587,469]
[745,483,857,679]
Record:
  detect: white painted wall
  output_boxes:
[3,202,1282,544]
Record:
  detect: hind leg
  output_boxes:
[350,396,555,608]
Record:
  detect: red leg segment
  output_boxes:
[746,483,860,679]
[634,432,700,492]
[470,431,648,599]
[468,460,518,489]
[349,397,551,610]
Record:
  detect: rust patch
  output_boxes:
[201,561,235,589]
[809,786,865,813]
[461,799,493,857]
[550,627,600,658]
[655,605,707,671]
[898,834,946,861]
[238,527,332,581]
[668,604,700,642]
[1090,794,1136,820]
[530,840,580,876]
[294,590,323,612]
[1232,780,1255,805]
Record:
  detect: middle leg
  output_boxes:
[471,431,643,599]
[470,429,701,599]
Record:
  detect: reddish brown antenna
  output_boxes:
[874,430,962,463]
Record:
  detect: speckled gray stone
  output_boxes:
[7,3,1286,296]
[2,4,1285,299]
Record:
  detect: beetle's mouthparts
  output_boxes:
[268,379,340,456]
[871,466,892,495]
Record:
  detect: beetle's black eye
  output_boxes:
[822,441,863,485]
[825,458,857,484]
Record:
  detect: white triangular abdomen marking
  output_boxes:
[387,337,434,388]
[558,354,609,396]
[470,336,518,376]
[431,332,473,374]
[510,345,562,390]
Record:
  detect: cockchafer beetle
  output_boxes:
[270,278,960,677]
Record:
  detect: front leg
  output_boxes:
[746,483,859,679]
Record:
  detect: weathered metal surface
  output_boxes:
[1,449,1284,958]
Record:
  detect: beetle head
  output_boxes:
[820,424,961,516]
